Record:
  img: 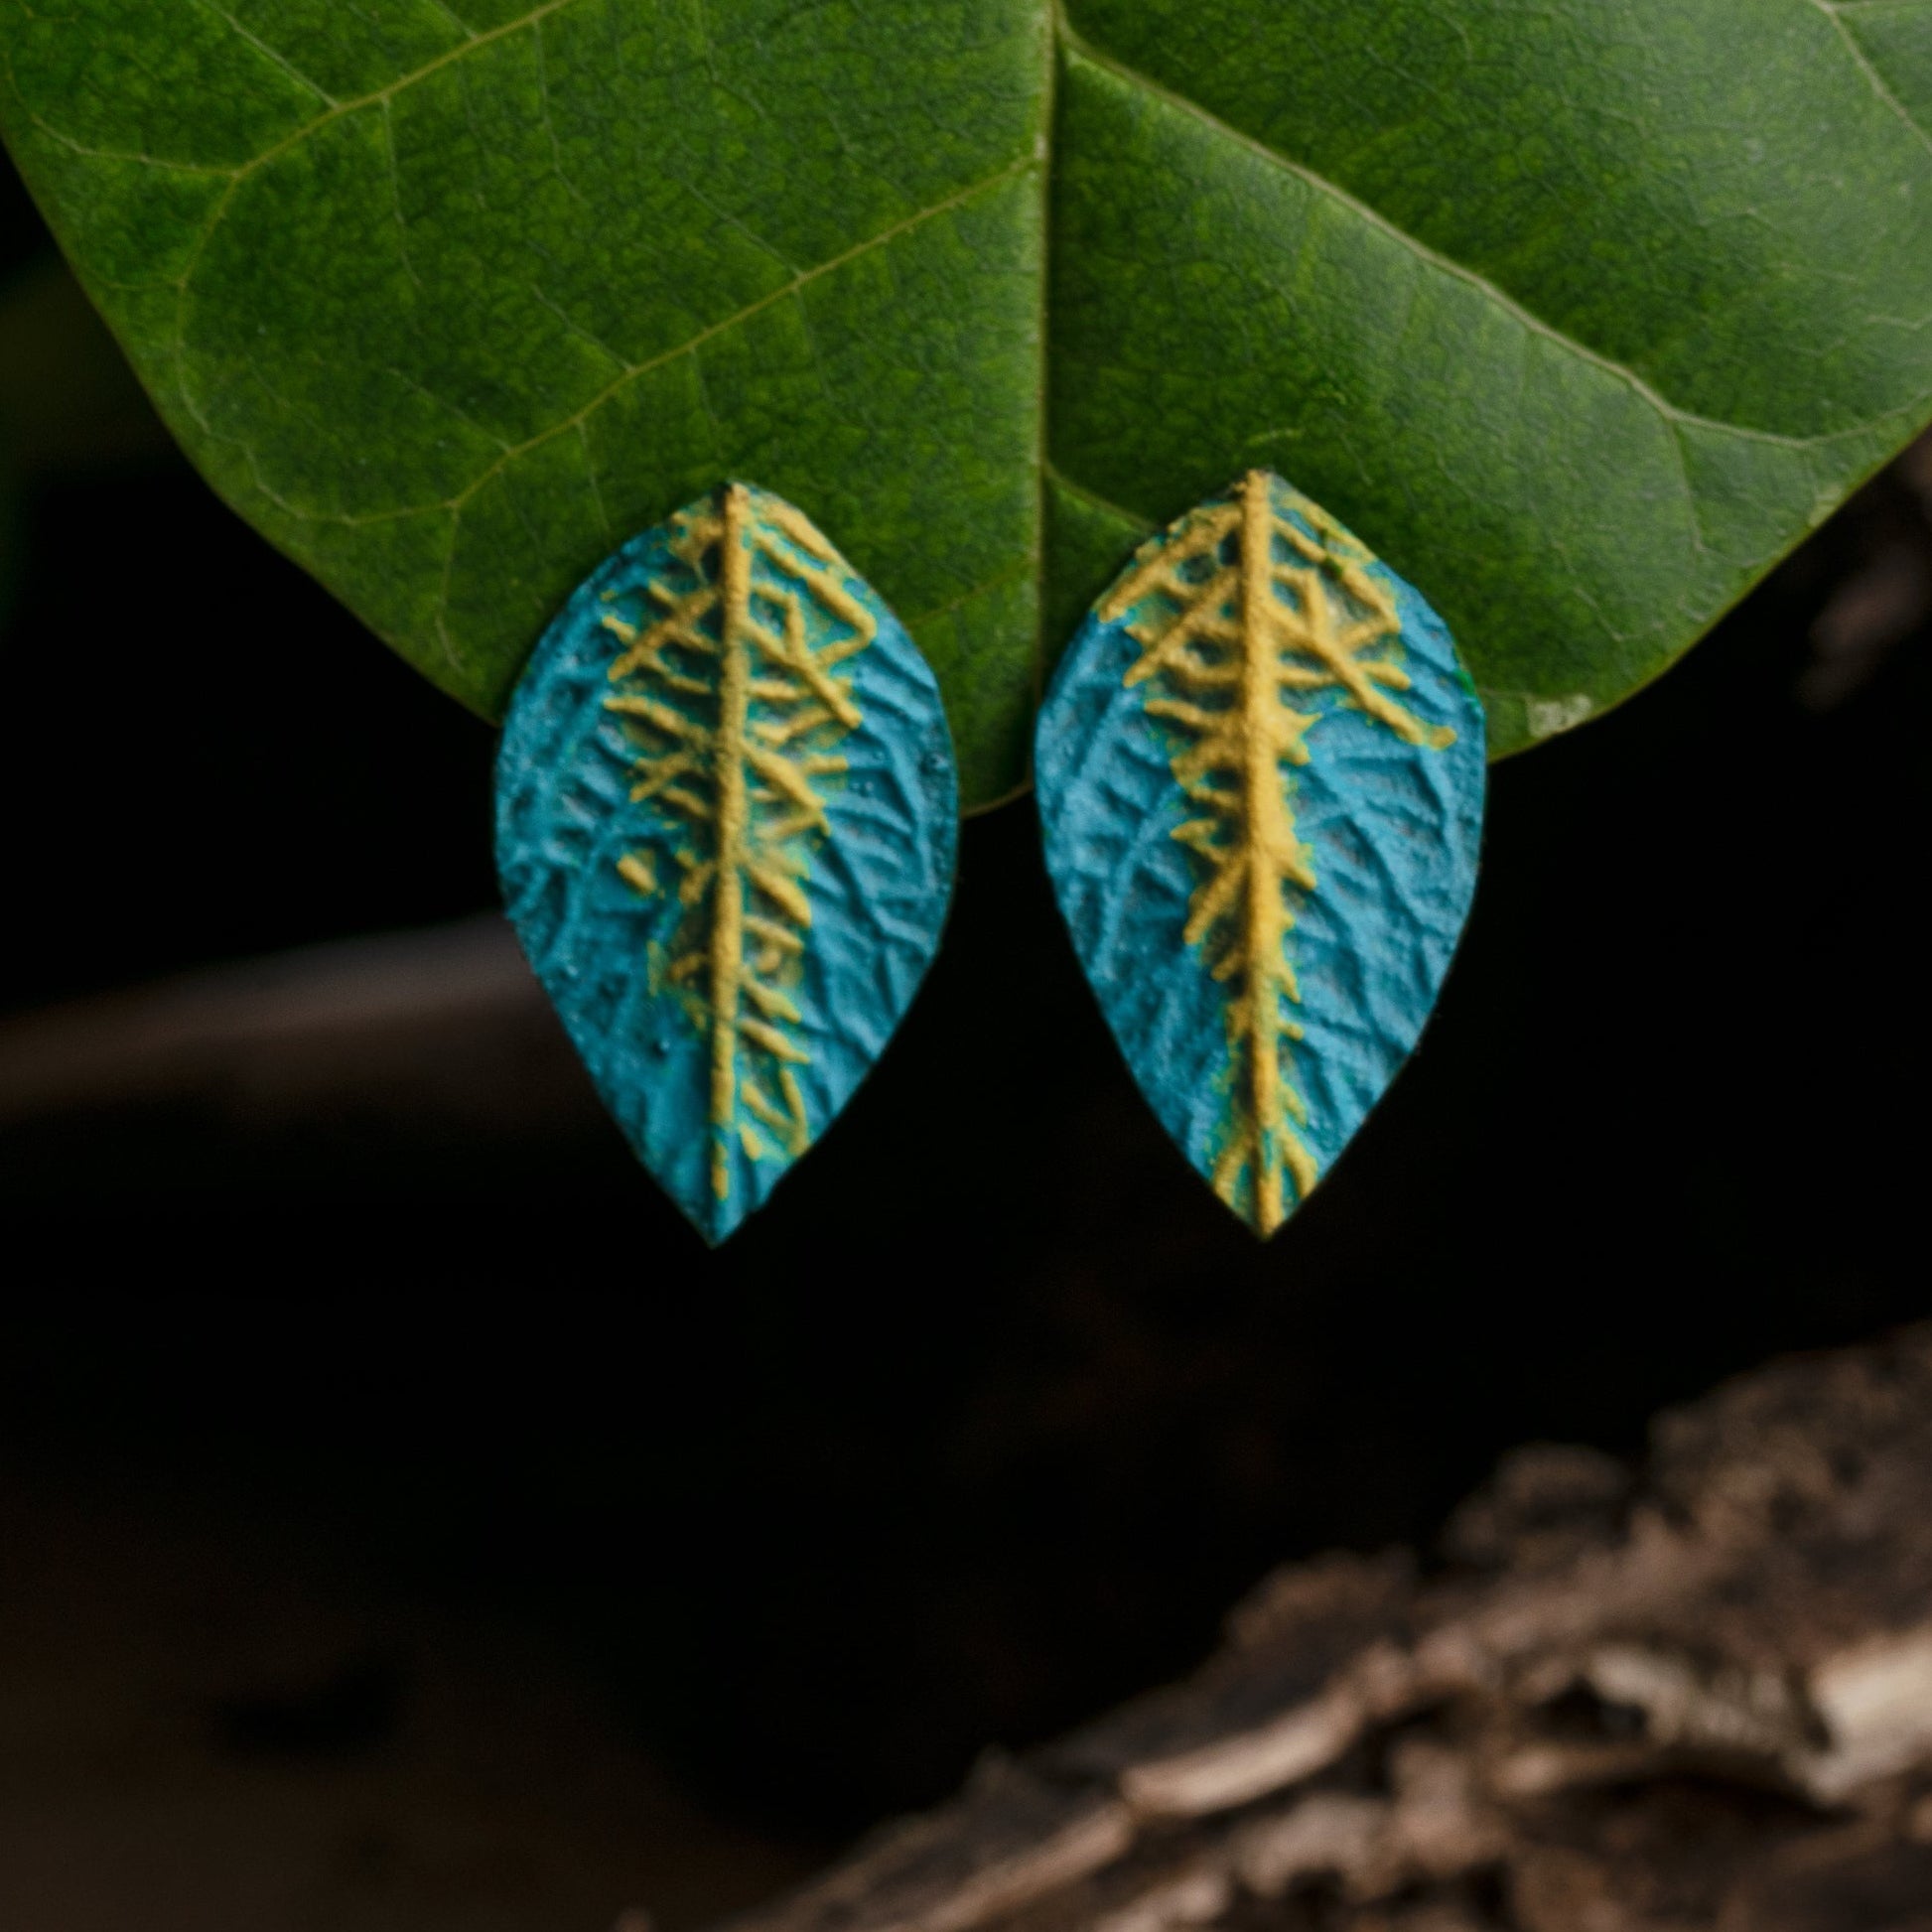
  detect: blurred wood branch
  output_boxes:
[703,1329,1932,1932]
[1800,430,1932,713]
[0,914,588,1130]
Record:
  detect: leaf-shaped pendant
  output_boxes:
[1036,471,1485,1238]
[496,483,957,1244]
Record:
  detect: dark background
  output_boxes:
[1,138,1928,1910]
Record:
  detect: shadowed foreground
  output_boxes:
[705,1327,1932,1932]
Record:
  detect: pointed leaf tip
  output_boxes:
[1036,471,1486,1238]
[495,483,958,1242]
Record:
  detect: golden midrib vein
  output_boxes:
[709,482,754,1205]
[606,486,875,1211]
[1110,474,1449,1229]
[1235,472,1291,1235]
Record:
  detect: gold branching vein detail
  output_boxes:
[1102,470,1453,1236]
[599,483,875,1209]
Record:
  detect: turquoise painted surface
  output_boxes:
[496,483,957,1244]
[1035,472,1485,1236]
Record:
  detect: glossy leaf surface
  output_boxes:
[496,483,955,1242]
[4,1,1931,803]
[1037,473,1484,1235]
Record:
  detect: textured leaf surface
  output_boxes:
[496,483,955,1242]
[1037,473,1484,1235]
[4,2,1931,804]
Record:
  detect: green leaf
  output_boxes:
[4,1,1930,806]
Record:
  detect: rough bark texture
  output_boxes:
[712,1327,1932,1932]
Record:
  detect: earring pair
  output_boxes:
[495,471,1484,1244]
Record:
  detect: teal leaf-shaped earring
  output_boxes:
[496,483,958,1244]
[1036,471,1485,1237]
